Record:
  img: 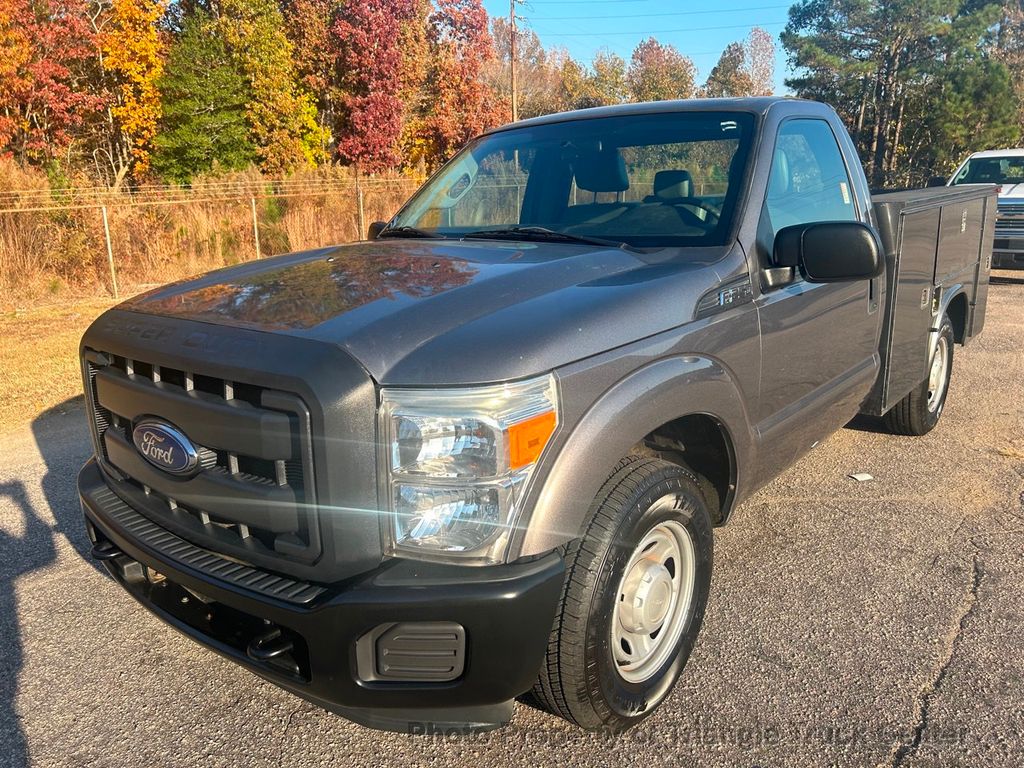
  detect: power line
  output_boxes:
[537,0,721,3]
[533,4,789,21]
[530,20,787,37]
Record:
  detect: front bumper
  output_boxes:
[991,245,1024,269]
[993,227,1024,268]
[79,460,565,733]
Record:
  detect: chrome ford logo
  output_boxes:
[132,420,199,476]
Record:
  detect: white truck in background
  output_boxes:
[947,148,1024,269]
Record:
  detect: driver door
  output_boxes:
[753,119,880,483]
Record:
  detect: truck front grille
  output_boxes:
[994,215,1024,238]
[83,348,320,567]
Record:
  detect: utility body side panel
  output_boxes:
[864,185,996,415]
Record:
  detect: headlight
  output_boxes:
[381,375,558,564]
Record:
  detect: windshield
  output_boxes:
[951,155,1024,186]
[390,111,755,248]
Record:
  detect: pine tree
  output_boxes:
[150,10,255,182]
[783,0,1008,185]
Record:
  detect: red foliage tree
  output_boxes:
[423,0,503,161]
[0,0,103,162]
[332,0,417,173]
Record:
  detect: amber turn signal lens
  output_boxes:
[508,411,557,470]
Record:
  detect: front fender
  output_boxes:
[512,355,756,558]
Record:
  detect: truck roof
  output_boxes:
[963,148,1024,158]
[486,96,822,135]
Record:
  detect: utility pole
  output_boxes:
[510,0,522,122]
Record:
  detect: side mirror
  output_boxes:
[773,222,883,283]
[367,221,387,240]
[927,175,947,188]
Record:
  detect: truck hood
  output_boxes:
[998,182,1024,200]
[120,239,727,384]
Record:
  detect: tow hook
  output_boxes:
[91,540,123,561]
[247,627,294,663]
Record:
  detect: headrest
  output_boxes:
[768,148,790,198]
[653,170,693,200]
[575,148,629,193]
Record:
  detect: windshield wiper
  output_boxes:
[462,226,633,251]
[377,225,446,239]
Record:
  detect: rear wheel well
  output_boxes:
[630,414,735,525]
[947,292,969,344]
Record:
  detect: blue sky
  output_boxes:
[481,0,794,95]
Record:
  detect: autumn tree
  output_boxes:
[418,0,503,162]
[703,42,755,97]
[98,0,166,186]
[489,17,564,119]
[588,50,628,105]
[396,0,433,166]
[703,28,774,98]
[333,0,418,172]
[627,38,695,102]
[218,0,324,173]
[0,0,102,164]
[746,26,775,96]
[0,0,32,151]
[150,9,255,181]
[282,0,337,153]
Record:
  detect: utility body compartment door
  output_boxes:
[865,185,996,415]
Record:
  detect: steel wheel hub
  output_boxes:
[618,560,674,634]
[611,509,697,684]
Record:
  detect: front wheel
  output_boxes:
[884,313,954,436]
[528,456,713,732]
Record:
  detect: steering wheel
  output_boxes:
[663,197,721,228]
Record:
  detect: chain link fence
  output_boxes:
[0,172,424,307]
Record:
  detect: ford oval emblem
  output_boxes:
[132,419,200,476]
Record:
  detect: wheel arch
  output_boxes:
[512,355,754,559]
[943,288,970,345]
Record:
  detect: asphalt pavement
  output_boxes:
[1,274,1022,768]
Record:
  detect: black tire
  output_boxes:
[884,313,954,436]
[528,456,714,732]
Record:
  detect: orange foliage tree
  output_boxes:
[99,0,166,185]
[0,0,32,152]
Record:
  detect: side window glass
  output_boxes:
[764,119,857,238]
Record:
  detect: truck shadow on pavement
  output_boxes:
[844,413,891,434]
[0,480,57,768]
[32,397,102,574]
[0,399,99,767]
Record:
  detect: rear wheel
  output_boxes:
[884,313,954,436]
[528,456,713,732]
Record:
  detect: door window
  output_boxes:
[764,119,857,237]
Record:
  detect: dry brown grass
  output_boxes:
[0,164,424,432]
[0,299,118,434]
[0,162,422,309]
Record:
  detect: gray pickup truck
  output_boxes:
[77,98,995,735]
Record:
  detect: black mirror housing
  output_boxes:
[773,221,883,283]
[927,175,947,188]
[367,221,388,240]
